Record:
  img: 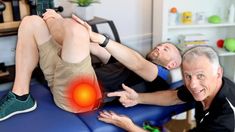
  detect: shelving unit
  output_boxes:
[152,0,235,82]
[153,0,235,45]
[0,0,30,36]
[216,47,235,83]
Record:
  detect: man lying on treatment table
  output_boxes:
[0,10,182,122]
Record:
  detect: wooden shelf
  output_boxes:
[0,21,20,36]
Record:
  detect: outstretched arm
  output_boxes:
[102,38,157,81]
[72,15,158,81]
[137,89,184,106]
[108,84,184,107]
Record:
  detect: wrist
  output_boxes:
[126,122,137,132]
[99,34,110,47]
[98,34,106,43]
[128,122,146,132]
[137,93,142,104]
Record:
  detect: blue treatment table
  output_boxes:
[0,81,194,132]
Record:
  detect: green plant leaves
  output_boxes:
[70,0,100,7]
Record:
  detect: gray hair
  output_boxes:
[182,46,221,73]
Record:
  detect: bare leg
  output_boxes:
[61,19,90,63]
[12,16,51,96]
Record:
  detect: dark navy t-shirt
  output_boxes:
[177,77,235,131]
[95,62,170,93]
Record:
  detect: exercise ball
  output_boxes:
[224,38,235,52]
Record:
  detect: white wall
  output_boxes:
[96,0,153,55]
[0,0,153,65]
[55,0,153,55]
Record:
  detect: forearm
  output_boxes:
[105,39,145,69]
[90,43,111,64]
[138,90,184,106]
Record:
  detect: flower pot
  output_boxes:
[73,5,94,21]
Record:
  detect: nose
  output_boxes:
[189,77,199,89]
[155,47,161,53]
[152,47,159,55]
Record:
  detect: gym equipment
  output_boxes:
[27,0,63,16]
[0,0,6,23]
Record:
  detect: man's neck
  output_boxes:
[202,98,213,110]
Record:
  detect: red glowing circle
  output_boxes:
[67,76,103,112]
[73,83,97,107]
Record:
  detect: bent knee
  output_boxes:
[21,15,46,29]
[63,19,89,39]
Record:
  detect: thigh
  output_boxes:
[61,19,90,64]
[51,56,102,113]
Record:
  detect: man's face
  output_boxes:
[147,43,176,66]
[182,56,219,101]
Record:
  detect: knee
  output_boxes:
[63,19,89,40]
[20,15,46,29]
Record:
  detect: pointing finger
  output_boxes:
[107,91,125,97]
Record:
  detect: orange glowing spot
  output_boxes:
[67,76,103,113]
[73,83,97,107]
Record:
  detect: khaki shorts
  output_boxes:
[38,37,101,113]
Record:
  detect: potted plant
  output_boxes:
[70,0,100,20]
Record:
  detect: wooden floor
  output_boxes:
[164,119,196,132]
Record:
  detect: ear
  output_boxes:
[217,67,223,79]
[166,61,177,70]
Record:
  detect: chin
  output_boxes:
[149,56,156,61]
[193,94,206,102]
